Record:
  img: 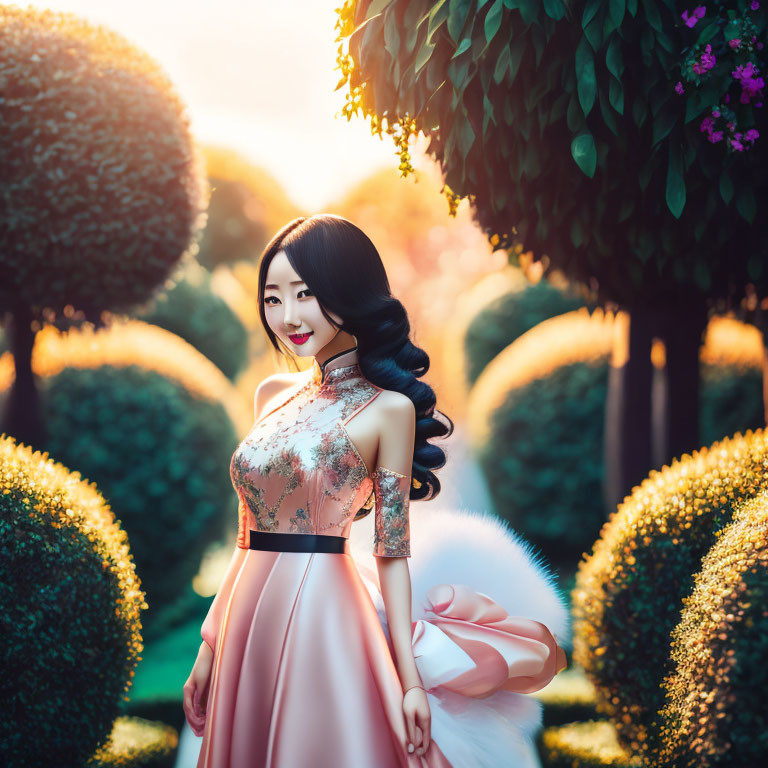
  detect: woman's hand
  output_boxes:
[402,685,431,757]
[183,641,214,737]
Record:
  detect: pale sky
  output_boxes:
[29,0,404,211]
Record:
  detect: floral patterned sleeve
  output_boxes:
[372,466,411,557]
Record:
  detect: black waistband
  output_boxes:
[248,529,349,554]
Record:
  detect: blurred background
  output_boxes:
[2,1,767,767]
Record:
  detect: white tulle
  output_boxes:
[352,506,571,768]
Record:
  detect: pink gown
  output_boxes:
[196,348,454,768]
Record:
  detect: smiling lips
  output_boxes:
[288,331,313,345]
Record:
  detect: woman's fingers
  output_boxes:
[183,681,206,735]
[404,711,416,752]
[419,712,430,752]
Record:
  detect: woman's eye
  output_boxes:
[264,296,280,305]
[298,289,313,299]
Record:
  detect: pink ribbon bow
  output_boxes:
[411,583,567,698]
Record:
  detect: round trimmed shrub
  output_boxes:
[539,720,641,768]
[464,276,590,386]
[443,266,530,397]
[468,312,766,566]
[87,716,178,768]
[0,434,145,767]
[197,145,302,270]
[699,316,765,447]
[133,259,249,381]
[0,5,208,316]
[572,428,768,761]
[0,320,251,633]
[657,492,768,767]
[530,665,600,728]
[467,307,615,565]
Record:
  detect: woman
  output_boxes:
[183,214,567,768]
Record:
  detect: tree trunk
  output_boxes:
[2,303,44,450]
[604,306,654,516]
[654,302,709,467]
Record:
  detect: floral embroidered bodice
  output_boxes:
[230,347,412,557]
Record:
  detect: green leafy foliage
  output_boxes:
[572,429,768,760]
[658,495,768,766]
[0,7,208,321]
[0,436,145,767]
[464,279,590,385]
[40,365,239,634]
[135,263,249,381]
[336,0,768,310]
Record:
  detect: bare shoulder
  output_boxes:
[254,370,308,420]
[370,388,416,427]
[369,389,416,471]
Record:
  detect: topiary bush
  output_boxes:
[530,665,600,728]
[657,491,768,768]
[468,307,615,565]
[464,277,590,386]
[0,320,252,635]
[698,315,765,447]
[133,259,249,381]
[468,311,765,566]
[86,716,178,768]
[443,266,530,400]
[0,434,145,768]
[572,428,768,762]
[197,145,302,271]
[539,720,641,768]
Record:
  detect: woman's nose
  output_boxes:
[283,298,300,327]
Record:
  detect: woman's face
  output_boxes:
[263,249,343,357]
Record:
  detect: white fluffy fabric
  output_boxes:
[351,506,571,768]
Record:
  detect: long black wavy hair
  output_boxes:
[257,213,453,503]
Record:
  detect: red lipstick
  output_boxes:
[288,332,313,345]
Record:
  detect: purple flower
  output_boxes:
[712,108,720,117]
[700,116,715,133]
[750,0,759,10]
[675,80,685,94]
[729,137,745,151]
[709,130,724,142]
[725,93,731,103]
[729,38,742,50]
[681,5,707,27]
[733,63,765,104]
[758,42,765,51]
[693,44,716,74]
[745,128,760,141]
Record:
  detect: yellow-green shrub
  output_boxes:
[657,491,768,767]
[468,312,765,566]
[0,321,251,631]
[572,429,768,760]
[86,716,178,768]
[539,720,641,768]
[0,435,145,767]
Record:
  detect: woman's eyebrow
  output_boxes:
[265,280,306,289]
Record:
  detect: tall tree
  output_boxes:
[335,0,767,509]
[0,6,209,448]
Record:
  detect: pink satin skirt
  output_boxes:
[197,548,453,768]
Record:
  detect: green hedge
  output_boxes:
[572,429,768,762]
[464,279,589,385]
[472,315,764,567]
[657,492,768,767]
[0,435,144,767]
[87,717,178,768]
[41,364,238,634]
[539,720,641,768]
[135,261,249,381]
